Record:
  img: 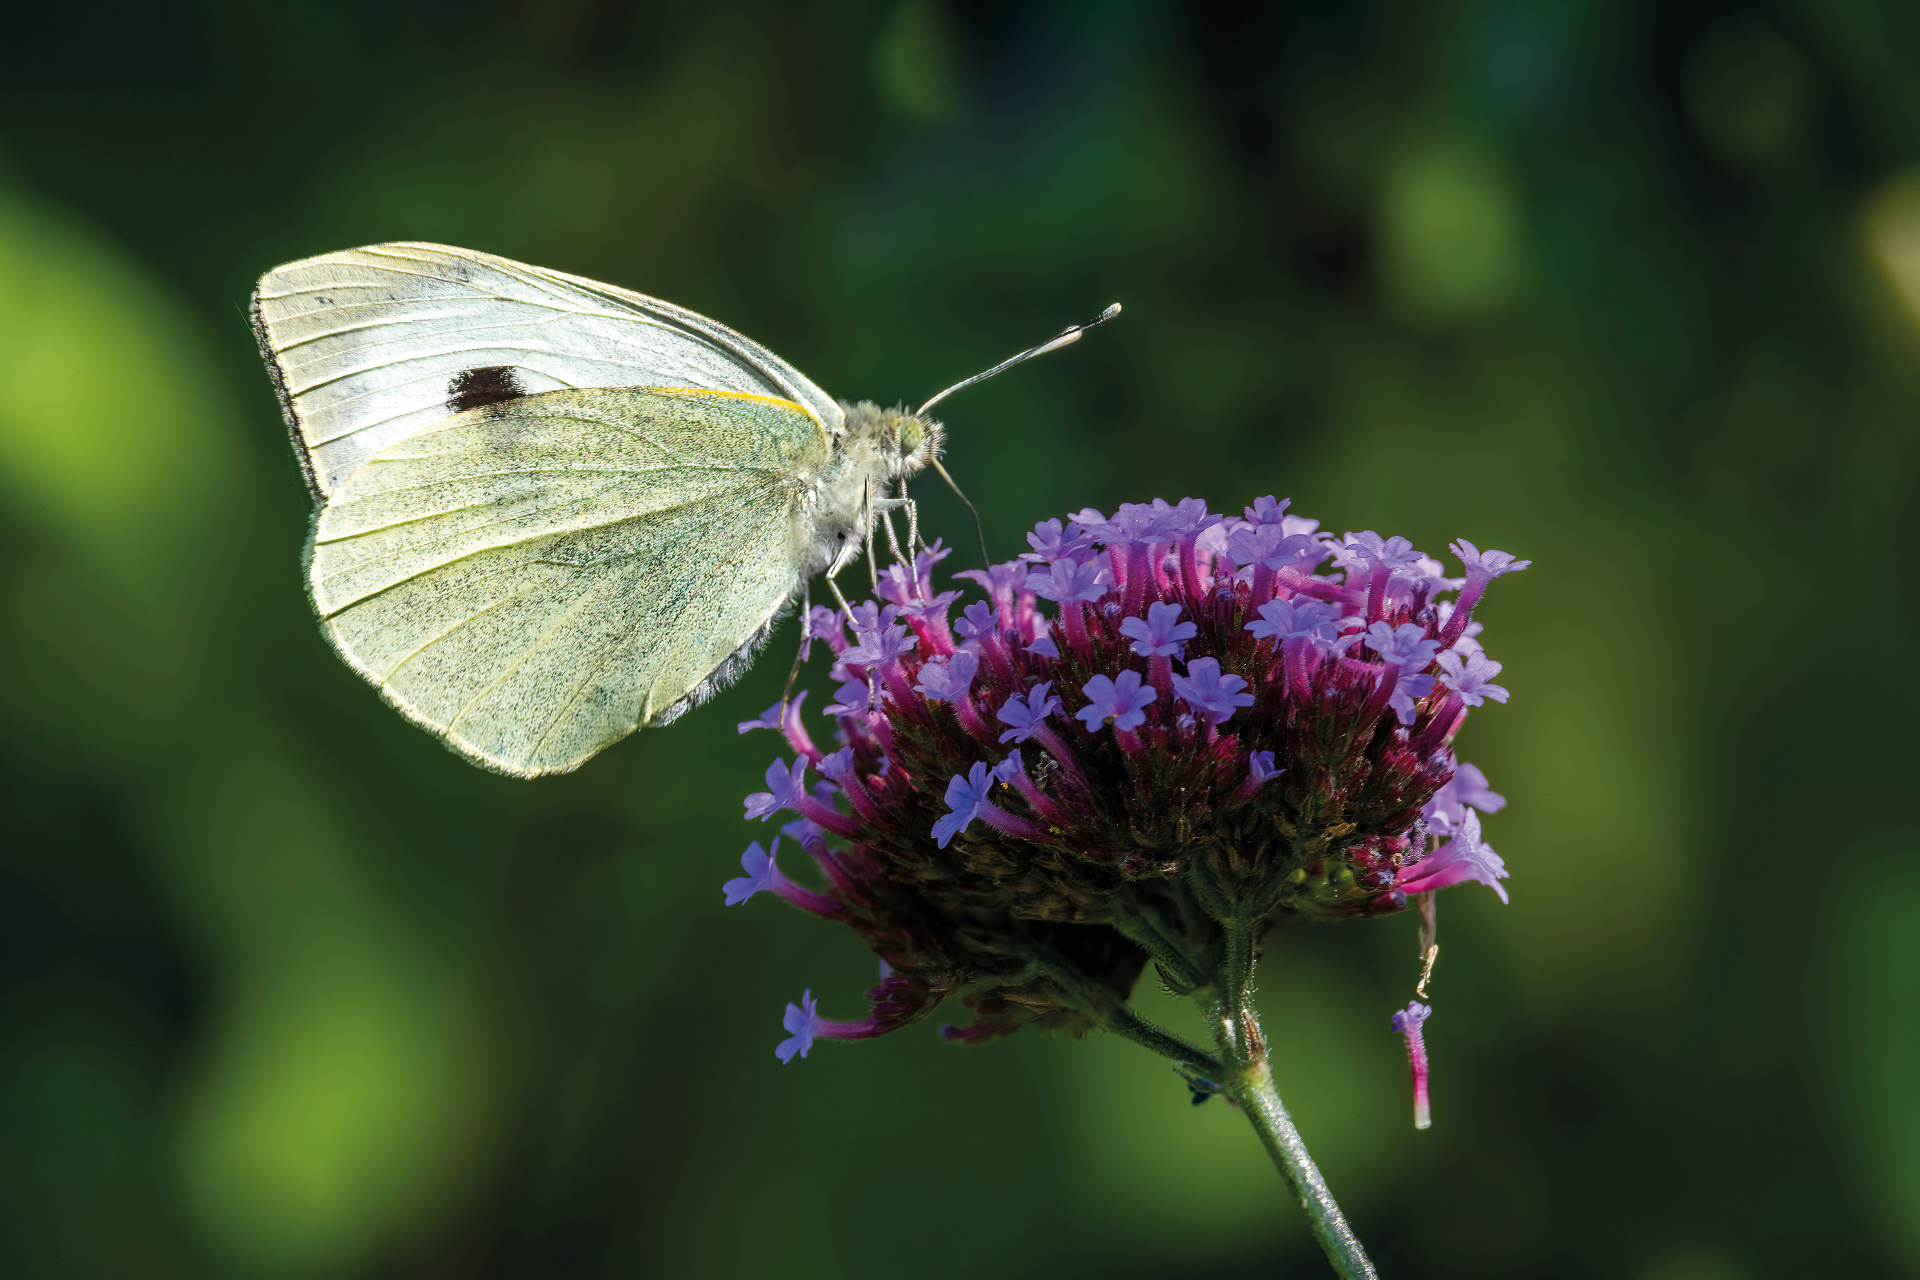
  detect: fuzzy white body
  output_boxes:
[801,400,943,578]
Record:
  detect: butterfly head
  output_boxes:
[840,400,944,483]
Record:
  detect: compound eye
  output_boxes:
[898,417,925,454]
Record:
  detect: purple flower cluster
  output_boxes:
[728,497,1526,1058]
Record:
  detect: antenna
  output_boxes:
[915,303,1122,417]
[914,302,1122,567]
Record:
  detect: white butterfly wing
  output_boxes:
[252,241,845,495]
[310,386,833,777]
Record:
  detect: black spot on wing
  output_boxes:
[448,365,529,414]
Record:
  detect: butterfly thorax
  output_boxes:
[802,400,945,576]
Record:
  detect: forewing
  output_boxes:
[310,387,831,777]
[253,242,844,495]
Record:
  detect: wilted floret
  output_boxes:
[726,502,1527,1058]
[1397,809,1509,902]
[1391,1000,1434,1129]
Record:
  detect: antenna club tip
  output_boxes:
[1101,302,1122,319]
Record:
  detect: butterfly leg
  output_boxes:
[878,504,909,567]
[903,486,924,555]
[876,507,922,602]
[862,478,881,591]
[779,581,811,732]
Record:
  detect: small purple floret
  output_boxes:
[1365,621,1441,724]
[806,606,848,654]
[1119,601,1196,658]
[932,761,994,848]
[915,650,980,703]
[1250,750,1282,784]
[1076,670,1157,733]
[736,697,790,735]
[1244,495,1291,525]
[954,601,999,639]
[1172,657,1255,724]
[1090,502,1166,547]
[723,839,783,905]
[997,681,1061,743]
[1366,620,1440,668]
[1247,597,1348,642]
[1141,497,1218,543]
[1347,531,1422,574]
[1030,557,1109,604]
[1228,523,1318,570]
[845,601,896,638]
[1451,539,1531,584]
[822,674,873,716]
[1438,540,1531,647]
[780,816,826,847]
[1436,651,1509,706]
[1422,763,1505,835]
[843,623,916,669]
[776,989,821,1063]
[1025,518,1092,563]
[955,562,1028,612]
[743,757,810,821]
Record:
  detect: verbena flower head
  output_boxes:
[729,502,1526,1053]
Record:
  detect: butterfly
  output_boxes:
[252,242,1115,777]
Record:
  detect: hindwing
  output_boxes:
[309,386,831,776]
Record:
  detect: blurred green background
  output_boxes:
[1,1,1916,1276]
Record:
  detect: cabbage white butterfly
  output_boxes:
[252,242,1115,777]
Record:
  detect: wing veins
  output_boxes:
[444,573,618,737]
[317,481,783,611]
[316,461,778,541]
[270,306,573,356]
[532,486,788,752]
[380,576,533,679]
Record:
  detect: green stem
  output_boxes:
[998,933,1222,1078]
[1106,907,1207,991]
[1093,1002,1224,1079]
[1232,1035,1376,1278]
[1210,919,1376,1280]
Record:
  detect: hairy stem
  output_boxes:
[1004,937,1221,1078]
[1093,1002,1224,1079]
[1105,905,1208,992]
[1208,919,1375,1279]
